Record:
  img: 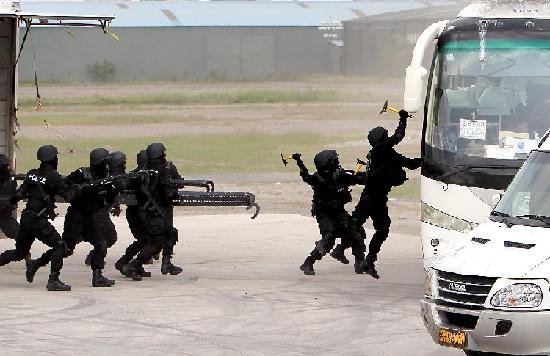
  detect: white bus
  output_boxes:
[403,0,550,269]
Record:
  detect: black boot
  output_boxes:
[84,251,93,266]
[122,260,143,281]
[354,258,365,274]
[46,272,71,291]
[330,246,350,265]
[92,269,116,287]
[300,257,315,275]
[138,265,152,278]
[115,258,130,277]
[144,257,154,265]
[161,256,183,275]
[26,259,40,283]
[360,254,380,279]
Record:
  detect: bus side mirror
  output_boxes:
[403,66,427,114]
[492,193,503,208]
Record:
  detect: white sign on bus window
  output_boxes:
[460,119,487,140]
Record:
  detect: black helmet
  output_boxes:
[314,150,339,172]
[90,148,110,166]
[146,143,166,159]
[109,151,127,169]
[37,145,59,162]
[368,127,388,146]
[136,150,147,169]
[0,154,9,167]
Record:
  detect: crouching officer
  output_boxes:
[293,150,367,275]
[1,145,72,291]
[0,154,19,240]
[352,110,421,278]
[124,143,182,280]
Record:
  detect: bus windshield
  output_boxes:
[495,150,550,222]
[426,38,550,162]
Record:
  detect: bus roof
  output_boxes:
[459,1,550,19]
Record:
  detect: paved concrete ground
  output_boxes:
[0,214,461,356]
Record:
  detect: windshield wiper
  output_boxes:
[516,214,550,225]
[490,210,515,228]
[438,165,517,181]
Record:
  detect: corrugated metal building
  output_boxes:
[17,0,462,81]
[342,4,466,77]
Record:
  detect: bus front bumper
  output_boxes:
[421,299,550,355]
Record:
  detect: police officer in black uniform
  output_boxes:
[352,110,421,277]
[293,150,367,275]
[0,154,19,240]
[114,150,152,278]
[1,145,71,291]
[124,143,182,280]
[82,151,125,266]
[62,148,117,287]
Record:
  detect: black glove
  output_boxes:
[292,153,302,161]
[413,157,422,169]
[399,109,410,119]
[110,206,122,217]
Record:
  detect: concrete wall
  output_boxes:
[17,26,335,82]
[0,18,16,160]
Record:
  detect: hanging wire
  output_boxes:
[28,26,41,111]
[14,19,31,67]
[61,25,77,39]
[41,119,75,155]
[43,120,65,140]
[101,20,120,41]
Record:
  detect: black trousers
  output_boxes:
[62,206,108,270]
[0,209,63,274]
[93,209,117,249]
[0,210,18,240]
[351,192,391,256]
[118,205,148,264]
[307,208,365,263]
[135,206,177,265]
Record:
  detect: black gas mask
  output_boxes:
[314,150,341,177]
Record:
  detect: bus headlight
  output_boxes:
[421,202,477,232]
[490,284,542,308]
[425,268,437,299]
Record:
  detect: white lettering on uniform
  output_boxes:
[28,174,46,185]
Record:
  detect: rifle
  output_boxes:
[84,170,158,190]
[170,178,215,192]
[121,190,260,219]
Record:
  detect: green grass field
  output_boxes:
[18,89,339,109]
[15,133,363,175]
